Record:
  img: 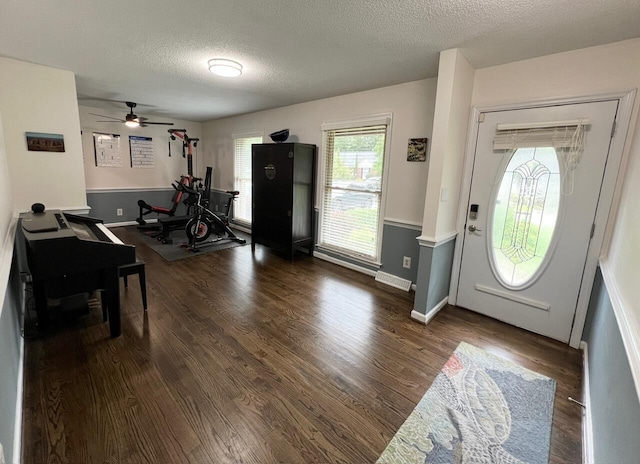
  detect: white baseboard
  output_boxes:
[411,296,448,325]
[13,283,26,464]
[410,310,427,323]
[580,341,594,464]
[13,335,23,464]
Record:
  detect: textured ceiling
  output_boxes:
[1,0,639,122]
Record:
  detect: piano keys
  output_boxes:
[22,210,136,337]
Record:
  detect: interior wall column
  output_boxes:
[412,49,475,322]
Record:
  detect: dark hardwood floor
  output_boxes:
[22,226,583,463]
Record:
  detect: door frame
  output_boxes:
[448,90,636,348]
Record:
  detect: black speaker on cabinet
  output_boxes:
[251,143,316,259]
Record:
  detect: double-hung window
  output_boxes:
[233,133,262,224]
[319,116,390,263]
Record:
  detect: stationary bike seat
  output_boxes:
[226,190,240,196]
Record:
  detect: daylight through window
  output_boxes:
[319,124,387,262]
[233,135,262,224]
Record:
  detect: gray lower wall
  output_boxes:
[413,237,456,315]
[0,254,23,464]
[86,189,236,225]
[312,209,423,284]
[583,267,640,464]
[379,224,421,283]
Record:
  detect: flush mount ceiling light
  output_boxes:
[208,59,243,77]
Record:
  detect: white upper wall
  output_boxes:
[79,106,203,190]
[472,37,640,352]
[421,49,475,240]
[0,113,14,305]
[0,56,86,212]
[202,79,437,226]
[0,114,11,248]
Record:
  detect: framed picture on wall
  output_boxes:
[129,135,154,168]
[25,132,65,152]
[407,137,428,162]
[93,132,122,167]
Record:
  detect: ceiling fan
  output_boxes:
[90,101,173,128]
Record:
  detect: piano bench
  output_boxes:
[101,260,147,322]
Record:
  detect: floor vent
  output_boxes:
[375,271,412,292]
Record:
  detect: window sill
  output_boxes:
[316,245,381,269]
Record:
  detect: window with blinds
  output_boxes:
[233,135,262,224]
[319,124,387,262]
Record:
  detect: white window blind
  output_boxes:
[319,124,387,262]
[233,135,262,224]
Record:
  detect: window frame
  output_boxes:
[317,113,393,265]
[232,131,263,225]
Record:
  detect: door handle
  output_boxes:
[467,224,482,232]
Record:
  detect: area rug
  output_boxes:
[139,228,251,261]
[377,342,556,464]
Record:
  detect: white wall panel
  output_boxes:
[79,106,203,189]
[202,79,437,226]
[0,57,86,212]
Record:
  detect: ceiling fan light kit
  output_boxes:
[208,59,243,77]
[90,101,174,128]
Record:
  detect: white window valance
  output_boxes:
[493,119,589,150]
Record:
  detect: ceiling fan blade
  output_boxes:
[96,120,126,123]
[139,121,175,126]
[89,113,125,122]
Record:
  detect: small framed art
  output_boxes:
[407,137,428,162]
[26,132,65,152]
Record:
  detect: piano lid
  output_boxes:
[22,210,136,279]
[22,212,61,233]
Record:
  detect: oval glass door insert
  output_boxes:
[490,147,561,287]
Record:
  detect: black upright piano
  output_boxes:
[22,210,136,337]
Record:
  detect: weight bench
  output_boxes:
[155,215,191,243]
[136,175,196,226]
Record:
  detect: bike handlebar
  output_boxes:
[174,182,199,195]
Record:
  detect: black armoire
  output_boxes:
[251,143,316,259]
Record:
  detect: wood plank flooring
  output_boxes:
[22,226,583,463]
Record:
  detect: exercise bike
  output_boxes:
[176,183,246,252]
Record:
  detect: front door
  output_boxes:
[456,100,618,342]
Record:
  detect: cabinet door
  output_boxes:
[252,145,293,245]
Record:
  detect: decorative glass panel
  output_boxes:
[491,147,561,287]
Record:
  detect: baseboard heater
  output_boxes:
[375,271,412,292]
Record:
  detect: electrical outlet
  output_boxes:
[116,208,123,216]
[403,256,411,269]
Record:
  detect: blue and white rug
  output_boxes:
[377,342,556,464]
